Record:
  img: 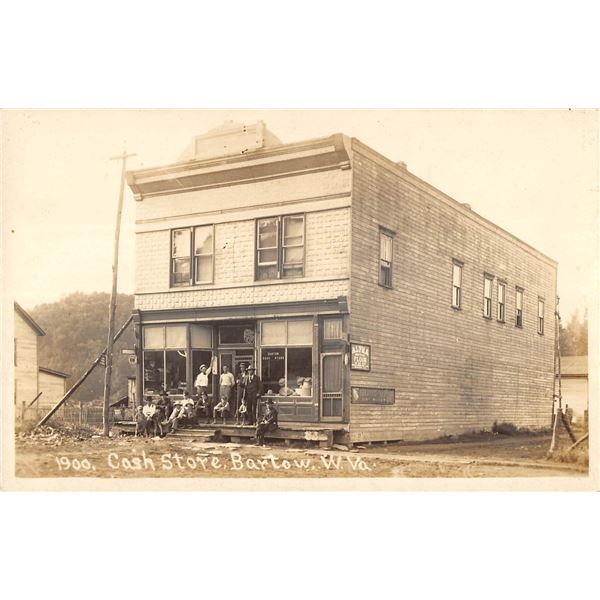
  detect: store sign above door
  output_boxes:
[351,387,395,405]
[350,343,371,371]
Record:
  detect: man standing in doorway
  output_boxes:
[244,365,262,425]
[235,362,248,419]
[219,364,235,404]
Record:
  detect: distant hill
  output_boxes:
[30,292,136,403]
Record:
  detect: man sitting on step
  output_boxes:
[255,398,278,446]
[212,393,230,425]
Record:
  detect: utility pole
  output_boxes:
[103,151,136,436]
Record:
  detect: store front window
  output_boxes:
[143,324,212,396]
[260,320,313,399]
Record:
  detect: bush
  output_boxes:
[492,421,519,435]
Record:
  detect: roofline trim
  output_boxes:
[14,302,46,336]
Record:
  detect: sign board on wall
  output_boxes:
[350,343,371,371]
[351,387,395,405]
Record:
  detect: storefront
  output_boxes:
[137,314,348,423]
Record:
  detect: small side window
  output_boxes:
[451,261,463,309]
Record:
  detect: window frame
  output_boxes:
[515,287,524,328]
[451,260,463,309]
[483,273,494,319]
[378,227,395,288]
[497,280,506,323]
[538,297,545,335]
[255,214,305,281]
[193,224,215,285]
[170,225,215,288]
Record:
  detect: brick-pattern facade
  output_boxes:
[348,140,557,442]
[135,207,351,310]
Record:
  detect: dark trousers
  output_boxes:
[255,422,277,445]
[246,396,257,424]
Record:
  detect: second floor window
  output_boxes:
[483,275,493,318]
[516,288,524,328]
[171,225,214,287]
[451,261,463,308]
[256,214,305,281]
[379,230,394,287]
[497,281,506,322]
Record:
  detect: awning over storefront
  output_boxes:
[134,296,349,324]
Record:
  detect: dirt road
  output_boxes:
[14,433,586,479]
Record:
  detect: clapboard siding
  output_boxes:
[14,311,40,407]
[348,140,557,442]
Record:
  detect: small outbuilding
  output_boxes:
[559,356,588,427]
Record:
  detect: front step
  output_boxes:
[170,428,216,441]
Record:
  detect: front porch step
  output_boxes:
[112,421,335,447]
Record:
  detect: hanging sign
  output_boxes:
[350,343,371,371]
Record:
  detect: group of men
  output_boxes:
[136,361,278,445]
[194,361,262,425]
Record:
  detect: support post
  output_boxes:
[103,151,136,436]
[35,316,133,429]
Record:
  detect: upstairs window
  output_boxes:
[379,229,394,288]
[516,288,524,328]
[483,274,493,318]
[538,298,545,335]
[497,281,506,322]
[171,225,214,287]
[451,261,463,308]
[171,228,191,286]
[256,215,305,281]
[193,225,214,284]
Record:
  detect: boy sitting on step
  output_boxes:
[235,398,248,426]
[212,394,230,424]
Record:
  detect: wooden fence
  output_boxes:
[19,405,123,430]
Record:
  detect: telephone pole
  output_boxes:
[103,151,136,436]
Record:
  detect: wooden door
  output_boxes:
[321,352,344,420]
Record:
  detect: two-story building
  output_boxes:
[127,121,557,443]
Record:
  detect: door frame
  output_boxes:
[320,351,345,422]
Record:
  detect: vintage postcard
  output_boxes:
[1,109,597,491]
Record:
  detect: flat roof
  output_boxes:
[39,366,70,378]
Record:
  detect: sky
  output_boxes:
[2,109,598,321]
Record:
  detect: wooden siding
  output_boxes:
[14,310,39,407]
[348,141,557,442]
[38,371,67,409]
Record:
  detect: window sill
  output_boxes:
[483,315,493,320]
[497,319,505,324]
[378,283,393,290]
[451,305,462,311]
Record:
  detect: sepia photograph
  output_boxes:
[1,109,597,490]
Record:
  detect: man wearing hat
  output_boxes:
[244,365,262,425]
[255,398,278,446]
[234,362,248,419]
[195,362,213,423]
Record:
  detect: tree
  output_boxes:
[559,308,588,357]
[31,292,136,403]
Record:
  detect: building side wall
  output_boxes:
[561,377,588,423]
[38,372,66,409]
[14,312,39,407]
[348,144,557,442]
[135,207,351,311]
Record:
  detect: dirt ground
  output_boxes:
[13,430,588,479]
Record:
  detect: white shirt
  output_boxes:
[142,404,156,418]
[220,372,235,387]
[195,368,211,387]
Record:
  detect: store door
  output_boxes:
[218,349,255,407]
[321,353,344,420]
